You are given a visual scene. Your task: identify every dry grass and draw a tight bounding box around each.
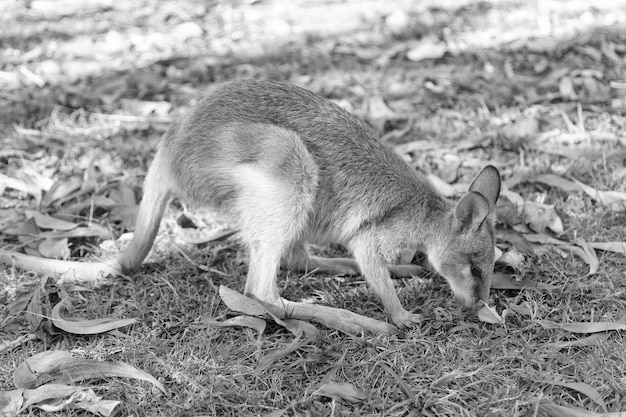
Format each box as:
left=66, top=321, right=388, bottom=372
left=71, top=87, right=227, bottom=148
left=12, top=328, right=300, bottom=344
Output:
left=2, top=1, right=626, bottom=416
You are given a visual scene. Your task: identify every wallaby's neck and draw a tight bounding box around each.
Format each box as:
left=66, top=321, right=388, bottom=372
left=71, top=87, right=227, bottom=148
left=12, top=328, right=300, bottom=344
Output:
left=404, top=180, right=452, bottom=254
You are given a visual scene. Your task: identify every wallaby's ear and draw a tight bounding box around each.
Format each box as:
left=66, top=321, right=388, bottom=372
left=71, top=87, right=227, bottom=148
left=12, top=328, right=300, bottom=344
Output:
left=454, top=192, right=489, bottom=233
left=468, top=165, right=501, bottom=209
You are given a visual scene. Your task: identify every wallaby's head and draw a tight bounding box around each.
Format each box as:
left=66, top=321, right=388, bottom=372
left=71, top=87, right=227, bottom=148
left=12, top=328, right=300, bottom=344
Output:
left=428, top=165, right=501, bottom=311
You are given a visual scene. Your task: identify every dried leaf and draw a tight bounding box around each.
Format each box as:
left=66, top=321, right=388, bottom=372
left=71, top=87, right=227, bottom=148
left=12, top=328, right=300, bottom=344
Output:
left=38, top=238, right=70, bottom=260
left=120, top=99, right=171, bottom=117
left=42, top=176, right=83, bottom=207
left=522, top=202, right=563, bottom=234
left=0, top=388, right=23, bottom=416
left=0, top=208, right=25, bottom=232
left=559, top=76, right=577, bottom=100
left=314, top=381, right=367, bottom=403
left=0, top=172, right=43, bottom=204
left=7, top=292, right=32, bottom=315
left=524, top=234, right=569, bottom=246
left=491, top=272, right=557, bottom=290
left=204, top=315, right=266, bottom=337
left=502, top=116, right=539, bottom=140
left=573, top=178, right=626, bottom=208
left=536, top=379, right=606, bottom=411
left=437, top=155, right=461, bottom=183
left=538, top=320, right=626, bottom=334
left=554, top=332, right=610, bottom=350
left=37, top=224, right=113, bottom=239
left=219, top=286, right=269, bottom=317
left=500, top=187, right=525, bottom=208
left=563, top=240, right=599, bottom=275
left=407, top=39, right=447, bottom=61
left=14, top=351, right=73, bottom=388
left=256, top=319, right=318, bottom=373
left=531, top=173, right=580, bottom=193
left=539, top=401, right=601, bottom=417
left=495, top=228, right=535, bottom=255
left=497, top=247, right=525, bottom=268
left=588, top=241, right=626, bottom=254
left=394, top=140, right=438, bottom=155
left=477, top=304, right=504, bottom=325
left=427, top=174, right=458, bottom=197
left=13, top=350, right=167, bottom=394
left=19, top=384, right=119, bottom=415
left=51, top=301, right=138, bottom=335
left=366, top=95, right=397, bottom=122
left=507, top=302, right=533, bottom=317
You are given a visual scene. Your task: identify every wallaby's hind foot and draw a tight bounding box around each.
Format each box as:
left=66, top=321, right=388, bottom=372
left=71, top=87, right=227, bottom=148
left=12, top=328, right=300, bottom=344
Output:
left=285, top=243, right=425, bottom=278
left=227, top=125, right=318, bottom=307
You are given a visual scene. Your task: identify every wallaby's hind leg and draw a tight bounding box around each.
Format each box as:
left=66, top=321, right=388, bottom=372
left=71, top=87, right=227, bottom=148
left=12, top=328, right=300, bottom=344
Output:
left=285, top=242, right=424, bottom=278
left=285, top=242, right=359, bottom=276
left=227, top=126, right=318, bottom=306
left=236, top=167, right=314, bottom=305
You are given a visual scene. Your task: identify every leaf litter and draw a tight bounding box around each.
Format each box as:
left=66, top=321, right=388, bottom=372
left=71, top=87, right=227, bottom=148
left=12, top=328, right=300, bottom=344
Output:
left=1, top=0, right=626, bottom=415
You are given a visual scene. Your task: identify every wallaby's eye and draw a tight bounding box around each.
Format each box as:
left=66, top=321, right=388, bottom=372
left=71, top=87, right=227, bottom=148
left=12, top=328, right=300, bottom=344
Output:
left=471, top=265, right=482, bottom=278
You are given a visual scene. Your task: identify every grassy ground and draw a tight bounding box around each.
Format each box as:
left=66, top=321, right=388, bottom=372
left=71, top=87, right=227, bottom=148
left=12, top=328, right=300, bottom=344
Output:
left=1, top=1, right=626, bottom=416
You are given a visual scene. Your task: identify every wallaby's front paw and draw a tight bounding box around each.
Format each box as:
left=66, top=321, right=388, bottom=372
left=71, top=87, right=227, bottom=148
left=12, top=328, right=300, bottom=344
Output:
left=391, top=309, right=423, bottom=328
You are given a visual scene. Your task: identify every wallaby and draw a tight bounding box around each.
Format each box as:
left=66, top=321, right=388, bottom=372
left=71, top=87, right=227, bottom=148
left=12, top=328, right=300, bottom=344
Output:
left=112, top=80, right=501, bottom=329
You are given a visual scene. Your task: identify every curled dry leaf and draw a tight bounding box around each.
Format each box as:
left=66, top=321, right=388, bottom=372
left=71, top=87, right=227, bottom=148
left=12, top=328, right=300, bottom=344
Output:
left=35, top=387, right=120, bottom=416
left=0, top=384, right=120, bottom=416
left=477, top=304, right=504, bottom=325
left=427, top=174, right=466, bottom=198
left=38, top=238, right=70, bottom=260
left=573, top=178, right=626, bottom=208
left=497, top=247, right=525, bottom=269
left=204, top=315, right=267, bottom=337
left=219, top=285, right=270, bottom=317
left=13, top=350, right=167, bottom=395
left=314, top=381, right=367, bottom=403
left=560, top=240, right=599, bottom=275
left=522, top=201, right=563, bottom=234
left=256, top=319, right=319, bottom=373
left=51, top=300, right=138, bottom=335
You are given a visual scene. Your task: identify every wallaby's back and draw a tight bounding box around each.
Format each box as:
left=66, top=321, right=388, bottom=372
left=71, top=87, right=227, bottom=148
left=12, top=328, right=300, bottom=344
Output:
left=162, top=80, right=446, bottom=242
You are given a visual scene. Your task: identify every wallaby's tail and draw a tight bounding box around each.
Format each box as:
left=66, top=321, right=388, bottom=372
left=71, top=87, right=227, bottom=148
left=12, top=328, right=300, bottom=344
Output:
left=117, top=151, right=172, bottom=272
left=0, top=151, right=172, bottom=282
